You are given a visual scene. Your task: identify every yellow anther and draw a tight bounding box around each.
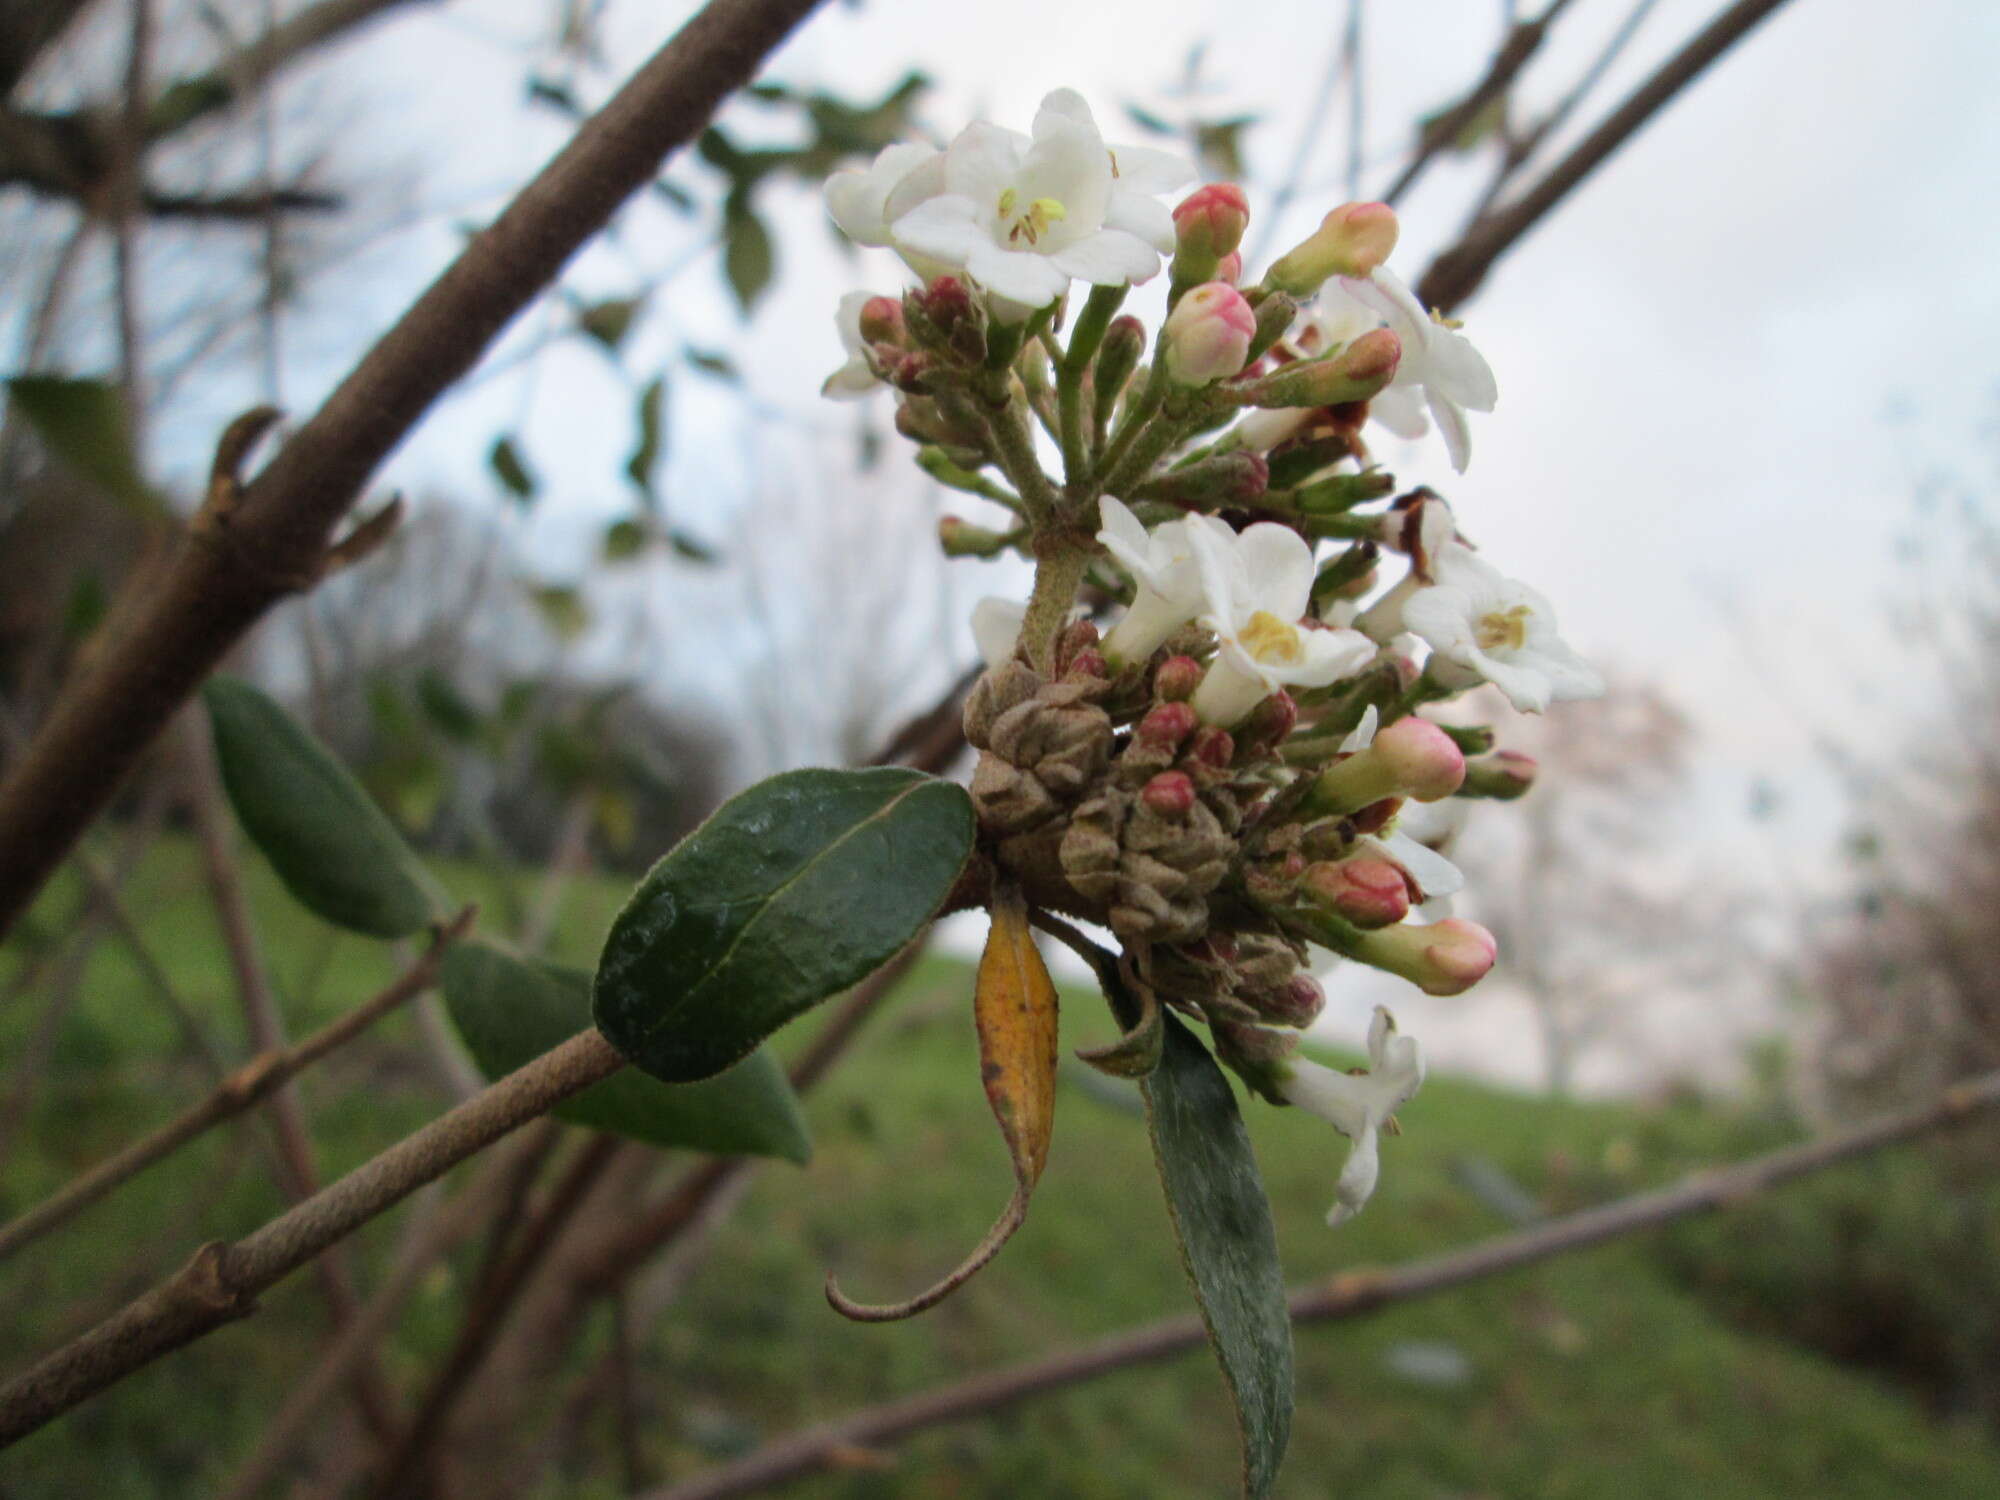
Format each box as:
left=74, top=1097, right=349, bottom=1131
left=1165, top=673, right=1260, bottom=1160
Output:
left=1240, top=610, right=1304, bottom=665
left=997, top=187, right=1018, bottom=218
left=1475, top=605, right=1531, bottom=652
left=1031, top=197, right=1067, bottom=224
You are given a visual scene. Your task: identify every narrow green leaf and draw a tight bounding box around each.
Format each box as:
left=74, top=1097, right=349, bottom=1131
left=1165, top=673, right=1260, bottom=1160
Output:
left=488, top=435, right=536, bottom=504
left=6, top=375, right=161, bottom=514
left=1142, top=1014, right=1294, bottom=1499
left=683, top=347, right=739, bottom=382
left=203, top=677, right=443, bottom=938
left=722, top=204, right=774, bottom=315
left=579, top=297, right=641, bottom=352
left=594, top=768, right=972, bottom=1083
left=443, top=941, right=809, bottom=1162
left=667, top=528, right=718, bottom=564
left=625, top=376, right=666, bottom=504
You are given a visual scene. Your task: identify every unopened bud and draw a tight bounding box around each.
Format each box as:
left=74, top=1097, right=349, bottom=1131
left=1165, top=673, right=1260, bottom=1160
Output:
left=1136, top=701, right=1198, bottom=750
left=906, top=276, right=985, bottom=363
left=1257, top=972, right=1327, bottom=1028
left=1214, top=251, right=1244, bottom=285
left=1460, top=749, right=1537, bottom=800
left=1154, top=654, right=1203, bottom=702
left=1066, top=647, right=1107, bottom=680
left=1240, top=689, right=1298, bottom=749
left=1093, top=315, right=1147, bottom=431
left=937, top=515, right=1011, bottom=558
left=1240, top=328, right=1401, bottom=409
left=1170, top=183, right=1251, bottom=289
left=1141, top=770, right=1197, bottom=818
left=1187, top=725, right=1235, bottom=771
left=1304, top=857, right=1412, bottom=929
left=1244, top=292, right=1300, bottom=365
left=1348, top=918, right=1496, bottom=996
left=1296, top=468, right=1397, bottom=515
left=1267, top=436, right=1355, bottom=489
left=1056, top=618, right=1101, bottom=673
left=1441, top=723, right=1496, bottom=756
left=1134, top=451, right=1269, bottom=508
left=1311, top=542, right=1380, bottom=610
left=1266, top=202, right=1400, bottom=297
left=1163, top=282, right=1257, bottom=386
left=859, top=296, right=905, bottom=346
left=1309, top=714, right=1465, bottom=813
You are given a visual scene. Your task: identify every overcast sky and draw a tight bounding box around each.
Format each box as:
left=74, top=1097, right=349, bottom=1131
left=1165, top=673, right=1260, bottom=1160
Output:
left=115, top=0, right=2000, bottom=1090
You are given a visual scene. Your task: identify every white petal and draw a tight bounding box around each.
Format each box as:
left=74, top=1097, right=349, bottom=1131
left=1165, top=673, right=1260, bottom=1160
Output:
left=1428, top=327, right=1497, bottom=411
left=1273, top=625, right=1375, bottom=690
left=964, top=241, right=1071, bottom=307
left=1522, top=639, right=1605, bottom=701
left=1369, top=383, right=1430, bottom=441
left=1474, top=651, right=1556, bottom=713
left=971, top=597, right=1026, bottom=670
left=1231, top=523, right=1317, bottom=620
left=1339, top=268, right=1429, bottom=346
left=1034, top=88, right=1098, bottom=136
left=1104, top=191, right=1175, bottom=253
left=1399, top=583, right=1479, bottom=657
left=820, top=359, right=880, bottom=400
left=882, top=151, right=949, bottom=224
left=1429, top=390, right=1472, bottom=474
left=1236, top=407, right=1311, bottom=451
left=944, top=120, right=1025, bottom=202
left=1107, top=142, right=1196, bottom=192
left=1277, top=1057, right=1372, bottom=1137
left=1338, top=705, right=1380, bottom=753
left=890, top=195, right=992, bottom=269
left=1049, top=228, right=1160, bottom=287
left=1370, top=830, right=1466, bottom=899
left=1326, top=1124, right=1381, bottom=1226
left=833, top=289, right=874, bottom=357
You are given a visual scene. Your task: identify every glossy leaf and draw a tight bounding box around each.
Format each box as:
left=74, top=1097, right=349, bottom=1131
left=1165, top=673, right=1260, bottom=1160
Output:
left=1143, top=1013, right=1294, bottom=1499
left=593, top=767, right=972, bottom=1083
left=203, top=677, right=443, bottom=938
left=443, top=940, right=809, bottom=1163
left=6, top=375, right=160, bottom=514
left=827, top=885, right=1056, bottom=1321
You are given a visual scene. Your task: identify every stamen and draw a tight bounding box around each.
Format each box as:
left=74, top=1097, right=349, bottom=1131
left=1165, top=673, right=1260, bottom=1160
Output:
left=1475, top=605, right=1531, bottom=651
left=1241, top=611, right=1304, bottom=665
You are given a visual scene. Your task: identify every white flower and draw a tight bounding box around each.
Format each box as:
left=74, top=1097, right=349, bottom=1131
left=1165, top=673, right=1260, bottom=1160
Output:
left=1095, top=497, right=1232, bottom=667
left=822, top=291, right=884, bottom=400
left=1187, top=521, right=1375, bottom=727
left=890, top=89, right=1193, bottom=316
left=971, top=596, right=1026, bottom=670
left=1392, top=797, right=1472, bottom=919
left=1278, top=1005, right=1424, bottom=1226
left=1231, top=292, right=1385, bottom=452
left=1401, top=544, right=1604, bottom=713
left=1337, top=268, right=1497, bottom=474
left=825, top=142, right=947, bottom=249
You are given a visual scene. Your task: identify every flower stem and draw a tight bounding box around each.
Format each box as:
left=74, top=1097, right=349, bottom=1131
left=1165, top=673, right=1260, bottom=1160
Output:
left=981, top=394, right=1060, bottom=526
left=1058, top=286, right=1126, bottom=489
left=1020, top=543, right=1092, bottom=675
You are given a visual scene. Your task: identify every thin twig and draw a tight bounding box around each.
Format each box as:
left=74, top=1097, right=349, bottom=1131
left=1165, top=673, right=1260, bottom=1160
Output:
left=645, top=1065, right=2000, bottom=1500
left=0, top=908, right=473, bottom=1263
left=0, top=1028, right=622, bottom=1447
left=1416, top=0, right=1795, bottom=313
left=0, top=0, right=834, bottom=940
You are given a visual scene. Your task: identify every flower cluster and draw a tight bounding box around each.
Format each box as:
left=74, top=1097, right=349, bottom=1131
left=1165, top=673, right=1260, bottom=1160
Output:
left=824, top=90, right=1601, bottom=1228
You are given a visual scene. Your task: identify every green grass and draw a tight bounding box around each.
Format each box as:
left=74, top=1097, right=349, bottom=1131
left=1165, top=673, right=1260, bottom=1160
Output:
left=4, top=836, right=1999, bottom=1497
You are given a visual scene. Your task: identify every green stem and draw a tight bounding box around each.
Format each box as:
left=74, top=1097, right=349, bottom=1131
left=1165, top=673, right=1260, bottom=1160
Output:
left=980, top=395, right=1060, bottom=526
left=1020, top=544, right=1092, bottom=675
left=1092, top=358, right=1168, bottom=490
left=1058, top=286, right=1126, bottom=488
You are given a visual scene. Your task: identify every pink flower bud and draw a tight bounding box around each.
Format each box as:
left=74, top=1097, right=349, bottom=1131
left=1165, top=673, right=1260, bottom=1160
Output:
left=1173, top=183, right=1250, bottom=262
left=859, top=296, right=905, bottom=346
left=1239, top=327, right=1401, bottom=408
left=1066, top=648, right=1107, bottom=679
left=1163, top=282, right=1257, bottom=386
left=1266, top=202, right=1400, bottom=296
left=1187, top=726, right=1235, bottom=772
left=1136, top=701, right=1198, bottom=750
left=1214, top=251, right=1244, bottom=286
left=1372, top=717, right=1466, bottom=802
left=1154, top=655, right=1204, bottom=702
left=1057, top=618, right=1101, bottom=670
left=1350, top=918, right=1496, bottom=996
left=1258, top=972, right=1327, bottom=1028
left=1141, top=770, right=1197, bottom=818
left=1305, top=857, right=1412, bottom=929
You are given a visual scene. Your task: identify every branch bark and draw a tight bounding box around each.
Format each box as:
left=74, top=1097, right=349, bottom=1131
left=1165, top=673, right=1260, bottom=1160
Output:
left=646, top=1065, right=2000, bottom=1500
left=0, top=1027, right=623, bottom=1447
left=0, top=0, right=832, bottom=941
left=1416, top=0, right=1795, bottom=313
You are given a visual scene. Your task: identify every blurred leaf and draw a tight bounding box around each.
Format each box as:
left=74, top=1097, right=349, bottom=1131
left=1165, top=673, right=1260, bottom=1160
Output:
left=6, top=375, right=161, bottom=514
left=668, top=528, right=718, bottom=564
left=535, top=720, right=596, bottom=791
left=651, top=177, right=696, bottom=215
left=579, top=297, right=641, bottom=352
left=697, top=127, right=744, bottom=173
left=442, top=940, right=810, bottom=1162
left=488, top=435, right=536, bottom=505
left=204, top=676, right=443, bottom=938
left=594, top=767, right=972, bottom=1083
left=1419, top=93, right=1507, bottom=155
left=683, top=347, right=739, bottom=382
left=602, top=517, right=649, bottom=562
left=722, top=202, right=774, bottom=316
left=1193, top=117, right=1257, bottom=181
left=593, top=787, right=636, bottom=852
left=625, top=375, right=666, bottom=504
left=1124, top=102, right=1175, bottom=135
left=415, top=669, right=481, bottom=744
left=525, top=76, right=582, bottom=116
left=1142, top=1013, right=1293, bottom=1499
left=146, top=75, right=233, bottom=135
left=530, top=583, right=589, bottom=640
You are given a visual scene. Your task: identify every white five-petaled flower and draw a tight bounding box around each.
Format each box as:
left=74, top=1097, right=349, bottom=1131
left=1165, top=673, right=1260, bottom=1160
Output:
left=1278, top=1005, right=1425, bottom=1226
left=1337, top=268, right=1497, bottom=474
left=822, top=291, right=885, bottom=400
left=1187, top=521, right=1376, bottom=727
left=1095, top=497, right=1232, bottom=667
left=1401, top=543, right=1605, bottom=713
left=889, top=90, right=1194, bottom=317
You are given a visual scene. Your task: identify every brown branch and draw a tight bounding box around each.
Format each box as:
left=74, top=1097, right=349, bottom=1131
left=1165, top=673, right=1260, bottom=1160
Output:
left=1380, top=0, right=1576, bottom=208
left=0, top=0, right=833, bottom=941
left=1416, top=0, right=1795, bottom=314
left=0, top=1027, right=622, bottom=1447
left=0, top=908, right=474, bottom=1264
left=645, top=1065, right=2000, bottom=1500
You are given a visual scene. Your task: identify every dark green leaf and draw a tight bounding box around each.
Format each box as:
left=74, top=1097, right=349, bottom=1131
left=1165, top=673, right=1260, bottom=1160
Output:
left=603, top=517, right=649, bottom=562
left=722, top=205, right=774, bottom=315
left=594, top=768, right=972, bottom=1082
left=668, top=528, right=718, bottom=564
left=579, top=297, right=641, bottom=352
left=526, top=76, right=582, bottom=116
left=443, top=940, right=809, bottom=1162
left=6, top=375, right=161, bottom=513
left=625, top=376, right=666, bottom=503
left=416, top=669, right=480, bottom=743
left=203, top=677, right=443, bottom=938
left=530, top=583, right=589, bottom=640
left=146, top=76, right=233, bottom=135
left=683, top=347, right=739, bottom=382
left=489, top=435, right=536, bottom=504
left=1124, top=102, right=1175, bottom=135
left=651, top=178, right=696, bottom=214
left=1142, top=1014, right=1293, bottom=1498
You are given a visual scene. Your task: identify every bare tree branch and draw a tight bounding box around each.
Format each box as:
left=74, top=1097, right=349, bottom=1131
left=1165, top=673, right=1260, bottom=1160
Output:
left=0, top=0, right=834, bottom=940
left=647, top=1065, right=2000, bottom=1500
